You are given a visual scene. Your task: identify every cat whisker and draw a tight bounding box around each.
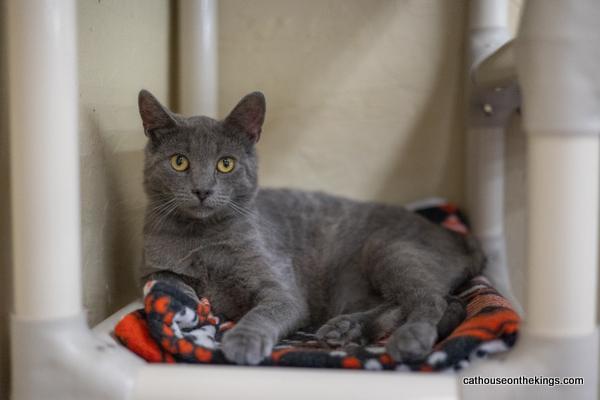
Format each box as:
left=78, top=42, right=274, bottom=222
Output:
left=148, top=203, right=179, bottom=233
left=145, top=198, right=181, bottom=232
left=228, top=200, right=262, bottom=220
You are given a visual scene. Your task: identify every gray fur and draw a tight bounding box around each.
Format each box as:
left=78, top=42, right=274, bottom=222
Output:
left=138, top=89, right=485, bottom=365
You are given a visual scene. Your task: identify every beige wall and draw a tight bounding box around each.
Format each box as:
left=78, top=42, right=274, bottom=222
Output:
left=220, top=0, right=468, bottom=205
left=78, top=0, right=172, bottom=324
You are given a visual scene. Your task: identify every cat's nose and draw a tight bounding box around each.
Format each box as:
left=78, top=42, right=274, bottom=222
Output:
left=193, top=189, right=213, bottom=202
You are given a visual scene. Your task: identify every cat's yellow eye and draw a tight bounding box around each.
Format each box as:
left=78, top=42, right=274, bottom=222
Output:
left=170, top=154, right=189, bottom=172
left=216, top=157, right=236, bottom=174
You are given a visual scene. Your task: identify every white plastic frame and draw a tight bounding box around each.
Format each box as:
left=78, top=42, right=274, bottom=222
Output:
left=7, top=0, right=599, bottom=399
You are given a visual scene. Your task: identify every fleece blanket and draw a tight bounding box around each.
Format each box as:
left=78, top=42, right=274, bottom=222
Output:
left=115, top=203, right=520, bottom=371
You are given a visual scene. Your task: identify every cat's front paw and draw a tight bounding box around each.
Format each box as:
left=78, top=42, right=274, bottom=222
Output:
left=221, top=326, right=274, bottom=365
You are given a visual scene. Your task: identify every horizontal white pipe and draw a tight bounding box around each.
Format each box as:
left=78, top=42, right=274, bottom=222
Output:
left=134, top=365, right=458, bottom=400
left=8, top=0, right=82, bottom=319
left=527, top=136, right=598, bottom=336
left=178, top=0, right=218, bottom=117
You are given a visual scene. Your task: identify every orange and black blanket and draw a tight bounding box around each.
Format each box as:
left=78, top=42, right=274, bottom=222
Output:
left=115, top=203, right=520, bottom=371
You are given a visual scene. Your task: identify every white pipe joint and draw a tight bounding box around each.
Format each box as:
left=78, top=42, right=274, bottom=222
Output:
left=468, top=0, right=511, bottom=73
left=518, top=0, right=600, bottom=336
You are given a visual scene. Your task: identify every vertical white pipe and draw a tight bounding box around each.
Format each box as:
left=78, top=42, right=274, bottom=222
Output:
left=8, top=0, right=82, bottom=319
left=518, top=0, right=600, bottom=336
left=466, top=127, right=506, bottom=242
left=467, top=0, right=519, bottom=310
left=527, top=136, right=598, bottom=336
left=467, top=1, right=510, bottom=231
left=178, top=0, right=218, bottom=117
left=466, top=126, right=510, bottom=291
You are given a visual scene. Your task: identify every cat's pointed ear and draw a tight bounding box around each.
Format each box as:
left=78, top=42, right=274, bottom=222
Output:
left=224, top=92, right=266, bottom=142
left=138, top=89, right=176, bottom=136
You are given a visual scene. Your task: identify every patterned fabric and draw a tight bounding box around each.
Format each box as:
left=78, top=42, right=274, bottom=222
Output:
left=114, top=203, right=520, bottom=371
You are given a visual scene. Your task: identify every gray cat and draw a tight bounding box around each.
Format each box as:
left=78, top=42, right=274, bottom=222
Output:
left=138, top=89, right=485, bottom=365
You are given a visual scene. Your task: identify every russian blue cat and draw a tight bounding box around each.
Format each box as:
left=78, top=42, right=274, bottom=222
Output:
left=138, top=89, right=484, bottom=365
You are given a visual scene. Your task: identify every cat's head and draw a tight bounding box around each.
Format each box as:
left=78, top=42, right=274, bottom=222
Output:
left=138, top=89, right=265, bottom=221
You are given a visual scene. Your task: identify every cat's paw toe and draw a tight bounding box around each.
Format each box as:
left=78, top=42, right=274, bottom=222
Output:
left=385, top=322, right=437, bottom=362
left=316, top=315, right=365, bottom=346
left=221, top=327, right=274, bottom=365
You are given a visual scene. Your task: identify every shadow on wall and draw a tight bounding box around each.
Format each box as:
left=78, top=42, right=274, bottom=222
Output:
left=0, top=1, right=12, bottom=398
left=77, top=0, right=171, bottom=325
left=219, top=0, right=468, bottom=206
left=79, top=110, right=144, bottom=324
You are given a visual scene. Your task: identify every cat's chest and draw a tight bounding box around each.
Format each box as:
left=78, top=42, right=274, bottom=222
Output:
left=191, top=248, right=255, bottom=320
left=147, top=235, right=232, bottom=276
left=145, top=234, right=254, bottom=319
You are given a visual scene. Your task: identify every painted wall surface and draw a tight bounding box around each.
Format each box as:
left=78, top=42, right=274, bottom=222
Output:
left=78, top=0, right=171, bottom=324
left=219, top=0, right=469, bottom=205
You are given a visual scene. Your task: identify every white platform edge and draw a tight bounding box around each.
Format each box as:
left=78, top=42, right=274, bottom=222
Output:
left=92, top=301, right=597, bottom=400
left=93, top=301, right=459, bottom=400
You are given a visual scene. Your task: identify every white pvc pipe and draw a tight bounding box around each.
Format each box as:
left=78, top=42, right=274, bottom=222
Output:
left=468, top=0, right=511, bottom=73
left=466, top=127, right=505, bottom=242
left=518, top=0, right=600, bottom=336
left=8, top=0, right=82, bottom=319
left=527, top=136, right=598, bottom=336
left=469, top=0, right=509, bottom=30
left=466, top=126, right=513, bottom=306
left=467, top=2, right=510, bottom=235
left=178, top=0, right=218, bottom=117
left=467, top=0, right=520, bottom=312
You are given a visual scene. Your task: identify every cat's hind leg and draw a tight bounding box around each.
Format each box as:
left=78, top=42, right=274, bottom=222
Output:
left=315, top=296, right=466, bottom=351
left=365, top=244, right=466, bottom=362
left=384, top=295, right=467, bottom=361
left=384, top=294, right=448, bottom=362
